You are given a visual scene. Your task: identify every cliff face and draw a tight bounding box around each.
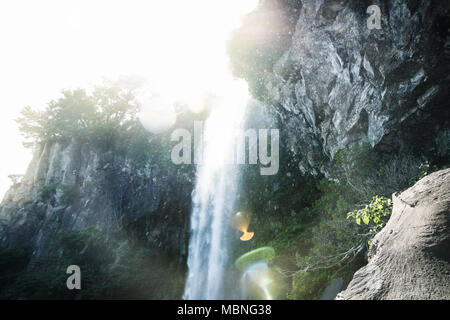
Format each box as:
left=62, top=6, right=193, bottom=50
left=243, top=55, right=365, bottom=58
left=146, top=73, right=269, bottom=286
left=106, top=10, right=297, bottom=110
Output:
left=0, top=137, right=195, bottom=263
left=337, top=168, right=450, bottom=300
left=231, top=0, right=450, bottom=175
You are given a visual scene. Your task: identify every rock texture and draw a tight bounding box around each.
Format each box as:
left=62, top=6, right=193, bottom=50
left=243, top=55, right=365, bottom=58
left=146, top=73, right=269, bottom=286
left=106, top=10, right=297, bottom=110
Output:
left=0, top=137, right=195, bottom=262
left=337, top=168, right=450, bottom=300
left=231, top=0, right=450, bottom=175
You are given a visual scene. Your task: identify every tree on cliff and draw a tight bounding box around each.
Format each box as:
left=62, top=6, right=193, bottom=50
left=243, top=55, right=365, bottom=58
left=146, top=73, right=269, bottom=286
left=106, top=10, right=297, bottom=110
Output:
left=16, top=78, right=142, bottom=148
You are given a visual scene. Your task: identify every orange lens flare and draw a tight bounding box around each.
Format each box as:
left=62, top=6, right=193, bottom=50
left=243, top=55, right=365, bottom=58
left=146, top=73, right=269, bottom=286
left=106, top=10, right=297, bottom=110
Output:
left=232, top=211, right=254, bottom=241
left=240, top=231, right=254, bottom=241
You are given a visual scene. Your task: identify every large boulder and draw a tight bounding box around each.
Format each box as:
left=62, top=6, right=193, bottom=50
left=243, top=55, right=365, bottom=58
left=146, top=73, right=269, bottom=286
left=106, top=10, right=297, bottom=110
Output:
left=337, top=168, right=450, bottom=299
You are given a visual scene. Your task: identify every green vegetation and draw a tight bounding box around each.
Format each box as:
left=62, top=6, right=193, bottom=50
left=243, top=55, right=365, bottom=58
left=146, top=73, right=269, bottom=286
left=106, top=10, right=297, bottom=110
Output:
left=0, top=247, right=31, bottom=296
left=16, top=78, right=173, bottom=168
left=0, top=228, right=185, bottom=299
left=229, top=2, right=450, bottom=296
left=239, top=140, right=448, bottom=300
left=347, top=195, right=392, bottom=243
left=17, top=78, right=142, bottom=148
left=16, top=78, right=205, bottom=168
left=1, top=79, right=199, bottom=299
left=40, top=183, right=80, bottom=205
left=40, top=182, right=60, bottom=201
left=5, top=66, right=448, bottom=300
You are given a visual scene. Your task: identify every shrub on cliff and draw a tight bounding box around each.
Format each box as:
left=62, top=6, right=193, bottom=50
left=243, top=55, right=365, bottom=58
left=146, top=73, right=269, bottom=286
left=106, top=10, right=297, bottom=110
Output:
left=347, top=195, right=393, bottom=244
left=39, top=183, right=80, bottom=205
left=241, top=141, right=437, bottom=299
left=16, top=78, right=141, bottom=148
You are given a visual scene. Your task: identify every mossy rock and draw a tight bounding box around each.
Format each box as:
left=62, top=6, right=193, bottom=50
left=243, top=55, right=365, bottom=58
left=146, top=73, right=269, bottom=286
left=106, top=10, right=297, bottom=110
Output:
left=235, top=247, right=275, bottom=272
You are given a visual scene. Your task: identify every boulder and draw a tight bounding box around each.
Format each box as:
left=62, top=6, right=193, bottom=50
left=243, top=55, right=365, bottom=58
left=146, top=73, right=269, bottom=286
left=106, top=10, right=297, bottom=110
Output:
left=337, top=168, right=450, bottom=299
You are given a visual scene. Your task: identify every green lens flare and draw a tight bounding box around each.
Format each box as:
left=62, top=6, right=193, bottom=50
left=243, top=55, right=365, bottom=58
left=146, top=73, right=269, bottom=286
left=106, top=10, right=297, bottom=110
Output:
left=234, top=246, right=275, bottom=272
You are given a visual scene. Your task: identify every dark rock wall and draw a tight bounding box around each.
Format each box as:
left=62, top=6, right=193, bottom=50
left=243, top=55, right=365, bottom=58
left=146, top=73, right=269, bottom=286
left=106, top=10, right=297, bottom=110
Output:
left=0, top=137, right=195, bottom=263
left=231, top=0, right=450, bottom=175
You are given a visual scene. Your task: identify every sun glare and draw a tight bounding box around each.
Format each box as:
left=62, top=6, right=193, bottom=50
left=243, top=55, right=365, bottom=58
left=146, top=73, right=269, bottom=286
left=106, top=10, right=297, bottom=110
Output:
left=0, top=0, right=258, bottom=197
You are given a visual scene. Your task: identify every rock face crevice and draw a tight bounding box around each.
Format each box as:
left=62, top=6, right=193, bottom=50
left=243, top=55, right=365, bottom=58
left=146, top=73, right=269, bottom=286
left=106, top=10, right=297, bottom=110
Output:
left=337, top=168, right=450, bottom=300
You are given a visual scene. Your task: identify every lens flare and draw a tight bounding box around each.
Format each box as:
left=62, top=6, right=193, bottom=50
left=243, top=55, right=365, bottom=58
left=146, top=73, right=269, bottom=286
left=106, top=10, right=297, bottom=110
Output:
left=241, top=262, right=273, bottom=300
left=232, top=211, right=254, bottom=241
left=137, top=93, right=177, bottom=134
left=240, top=231, right=254, bottom=241
left=184, top=94, right=206, bottom=114
left=235, top=246, right=275, bottom=272
left=236, top=247, right=285, bottom=300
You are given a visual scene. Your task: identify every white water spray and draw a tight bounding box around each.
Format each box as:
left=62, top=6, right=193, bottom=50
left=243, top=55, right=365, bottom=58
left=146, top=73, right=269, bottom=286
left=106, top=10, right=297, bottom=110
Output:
left=183, top=82, right=248, bottom=299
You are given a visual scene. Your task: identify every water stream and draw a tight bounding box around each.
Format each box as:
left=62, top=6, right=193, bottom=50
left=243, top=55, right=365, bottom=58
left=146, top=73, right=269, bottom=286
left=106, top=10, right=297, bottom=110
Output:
left=183, top=84, right=248, bottom=299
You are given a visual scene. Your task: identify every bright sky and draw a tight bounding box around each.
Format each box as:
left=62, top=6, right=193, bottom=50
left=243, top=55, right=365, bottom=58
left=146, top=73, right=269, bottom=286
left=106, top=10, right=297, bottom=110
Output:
left=0, top=0, right=258, bottom=199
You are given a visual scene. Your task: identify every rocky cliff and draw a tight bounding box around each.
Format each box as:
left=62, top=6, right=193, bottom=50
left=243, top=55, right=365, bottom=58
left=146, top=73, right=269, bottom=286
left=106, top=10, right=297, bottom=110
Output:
left=230, top=0, right=450, bottom=175
left=337, top=168, right=450, bottom=299
left=0, top=136, right=195, bottom=264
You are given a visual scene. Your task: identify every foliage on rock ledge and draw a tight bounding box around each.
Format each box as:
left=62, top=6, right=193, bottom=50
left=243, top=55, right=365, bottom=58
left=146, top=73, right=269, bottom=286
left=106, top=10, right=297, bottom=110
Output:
left=238, top=137, right=448, bottom=299
left=347, top=195, right=392, bottom=244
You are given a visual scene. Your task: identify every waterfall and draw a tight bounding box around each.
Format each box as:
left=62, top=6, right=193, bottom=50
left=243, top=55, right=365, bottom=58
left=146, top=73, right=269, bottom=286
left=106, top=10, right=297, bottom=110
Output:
left=183, top=82, right=248, bottom=299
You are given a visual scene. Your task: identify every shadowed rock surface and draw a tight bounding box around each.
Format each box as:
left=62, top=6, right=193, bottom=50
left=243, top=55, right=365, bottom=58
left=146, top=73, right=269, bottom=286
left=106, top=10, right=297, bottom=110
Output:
left=230, top=0, right=450, bottom=175
left=337, top=168, right=450, bottom=300
left=0, top=137, right=195, bottom=263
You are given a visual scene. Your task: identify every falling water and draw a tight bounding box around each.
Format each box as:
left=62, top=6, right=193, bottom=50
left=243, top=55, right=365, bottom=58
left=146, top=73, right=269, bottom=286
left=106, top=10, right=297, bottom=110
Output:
left=183, top=82, right=248, bottom=299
